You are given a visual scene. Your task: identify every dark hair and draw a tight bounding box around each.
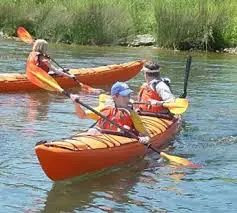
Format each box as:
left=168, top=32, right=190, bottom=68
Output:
left=146, top=72, right=160, bottom=78
left=144, top=61, right=160, bottom=70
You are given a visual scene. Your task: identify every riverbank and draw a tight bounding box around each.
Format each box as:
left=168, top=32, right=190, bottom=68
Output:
left=1, top=33, right=237, bottom=55
left=0, top=0, right=236, bottom=51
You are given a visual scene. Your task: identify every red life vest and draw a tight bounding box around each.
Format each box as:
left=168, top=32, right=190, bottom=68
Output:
left=138, top=82, right=163, bottom=112
left=26, top=51, right=50, bottom=73
left=97, top=106, right=134, bottom=132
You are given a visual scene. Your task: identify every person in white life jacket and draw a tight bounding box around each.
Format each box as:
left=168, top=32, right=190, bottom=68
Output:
left=137, top=61, right=175, bottom=113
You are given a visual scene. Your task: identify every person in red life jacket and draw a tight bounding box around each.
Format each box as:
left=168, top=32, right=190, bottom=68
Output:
left=26, top=39, right=73, bottom=78
left=137, top=61, right=175, bottom=113
left=26, top=39, right=103, bottom=94
left=70, top=81, right=150, bottom=144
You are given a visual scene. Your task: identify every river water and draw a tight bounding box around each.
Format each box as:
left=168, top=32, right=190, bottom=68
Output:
left=0, top=40, right=237, bottom=213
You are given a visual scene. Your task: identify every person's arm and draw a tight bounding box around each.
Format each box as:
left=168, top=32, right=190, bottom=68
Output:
left=70, top=94, right=89, bottom=119
left=49, top=63, right=73, bottom=78
left=70, top=94, right=98, bottom=120
left=148, top=99, right=164, bottom=106
left=155, top=81, right=175, bottom=102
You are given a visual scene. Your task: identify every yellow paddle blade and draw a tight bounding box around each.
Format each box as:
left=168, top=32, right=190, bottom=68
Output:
left=86, top=106, right=102, bottom=120
left=85, top=94, right=109, bottom=120
left=99, top=94, right=112, bottom=105
left=130, top=110, right=147, bottom=134
left=164, top=98, right=189, bottom=108
left=160, top=152, right=201, bottom=168
left=16, top=27, right=34, bottom=44
left=163, top=98, right=189, bottom=115
left=26, top=63, right=64, bottom=93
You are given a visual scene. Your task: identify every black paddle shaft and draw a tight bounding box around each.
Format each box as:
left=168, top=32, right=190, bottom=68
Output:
left=180, top=56, right=192, bottom=98
left=49, top=58, right=78, bottom=82
left=46, top=55, right=82, bottom=85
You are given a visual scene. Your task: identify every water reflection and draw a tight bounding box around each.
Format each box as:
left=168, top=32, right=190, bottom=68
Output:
left=42, top=159, right=148, bottom=213
left=0, top=93, right=54, bottom=123
left=24, top=93, right=52, bottom=122
left=40, top=156, right=192, bottom=213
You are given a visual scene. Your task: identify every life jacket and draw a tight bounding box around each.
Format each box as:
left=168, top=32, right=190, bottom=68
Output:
left=97, top=106, right=135, bottom=133
left=26, top=51, right=50, bottom=73
left=138, top=80, right=163, bottom=112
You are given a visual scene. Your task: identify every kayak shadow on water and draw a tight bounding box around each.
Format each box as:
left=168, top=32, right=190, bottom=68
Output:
left=41, top=158, right=153, bottom=213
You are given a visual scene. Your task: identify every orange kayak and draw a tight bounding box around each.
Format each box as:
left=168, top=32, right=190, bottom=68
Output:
left=0, top=60, right=144, bottom=93
left=35, top=115, right=181, bottom=181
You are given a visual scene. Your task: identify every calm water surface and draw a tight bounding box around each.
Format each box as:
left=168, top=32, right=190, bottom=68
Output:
left=0, top=40, right=237, bottom=213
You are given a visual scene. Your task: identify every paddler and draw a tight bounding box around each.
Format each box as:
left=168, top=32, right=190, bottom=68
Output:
left=26, top=39, right=73, bottom=78
left=137, top=61, right=175, bottom=113
left=70, top=81, right=151, bottom=144
left=26, top=39, right=103, bottom=94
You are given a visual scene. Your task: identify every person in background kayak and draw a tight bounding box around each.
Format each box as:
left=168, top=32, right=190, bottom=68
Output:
left=70, top=81, right=150, bottom=144
left=26, top=39, right=103, bottom=94
left=137, top=61, right=175, bottom=113
left=26, top=39, right=73, bottom=78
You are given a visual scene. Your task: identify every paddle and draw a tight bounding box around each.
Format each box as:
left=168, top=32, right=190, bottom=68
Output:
left=16, top=27, right=34, bottom=44
left=180, top=56, right=192, bottom=98
left=95, top=94, right=188, bottom=115
left=132, top=98, right=188, bottom=115
left=27, top=65, right=200, bottom=168
left=16, top=26, right=101, bottom=94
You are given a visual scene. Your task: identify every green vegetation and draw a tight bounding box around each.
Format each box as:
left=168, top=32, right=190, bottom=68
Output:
left=154, top=0, right=237, bottom=50
left=0, top=0, right=236, bottom=50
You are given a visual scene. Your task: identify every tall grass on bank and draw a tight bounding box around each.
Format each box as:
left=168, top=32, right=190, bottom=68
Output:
left=35, top=0, right=135, bottom=45
left=0, top=0, right=136, bottom=45
left=154, top=0, right=237, bottom=50
left=0, top=0, right=236, bottom=50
